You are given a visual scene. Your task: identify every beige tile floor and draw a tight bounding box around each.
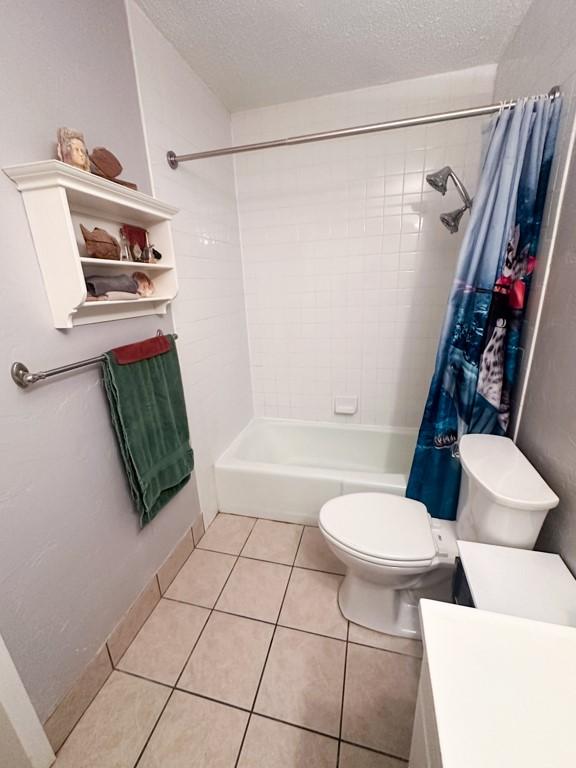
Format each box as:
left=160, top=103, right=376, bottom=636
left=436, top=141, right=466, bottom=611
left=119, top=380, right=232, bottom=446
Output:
left=54, top=514, right=422, bottom=768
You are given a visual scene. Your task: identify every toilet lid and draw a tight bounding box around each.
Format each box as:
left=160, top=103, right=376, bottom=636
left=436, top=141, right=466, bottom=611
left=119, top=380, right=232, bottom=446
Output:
left=319, top=493, right=437, bottom=563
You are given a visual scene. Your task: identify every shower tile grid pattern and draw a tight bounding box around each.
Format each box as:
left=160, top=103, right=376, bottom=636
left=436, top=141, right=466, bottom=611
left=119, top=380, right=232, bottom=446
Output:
left=232, top=64, right=496, bottom=427
left=54, top=514, right=422, bottom=767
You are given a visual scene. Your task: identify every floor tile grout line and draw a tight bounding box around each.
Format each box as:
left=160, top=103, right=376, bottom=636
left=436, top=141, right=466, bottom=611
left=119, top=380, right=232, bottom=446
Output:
left=197, top=542, right=345, bottom=575
left=159, top=595, right=421, bottom=658
left=233, top=524, right=305, bottom=768
left=172, top=549, right=242, bottom=692
left=115, top=668, right=174, bottom=690
left=132, top=688, right=176, bottom=768
left=247, top=711, right=341, bottom=743
left=52, top=660, right=118, bottom=757
left=113, top=592, right=166, bottom=671
left=238, top=516, right=260, bottom=558
left=104, top=641, right=114, bottom=669
left=172, top=687, right=252, bottom=714
left=336, top=620, right=350, bottom=767
left=339, top=739, right=410, bottom=763
left=130, top=547, right=246, bottom=766
left=80, top=517, right=414, bottom=765
left=111, top=543, right=199, bottom=675
left=120, top=554, right=301, bottom=679
left=118, top=667, right=408, bottom=762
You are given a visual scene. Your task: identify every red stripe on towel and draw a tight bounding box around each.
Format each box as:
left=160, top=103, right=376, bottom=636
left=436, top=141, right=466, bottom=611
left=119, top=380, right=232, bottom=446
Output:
left=111, top=335, right=171, bottom=365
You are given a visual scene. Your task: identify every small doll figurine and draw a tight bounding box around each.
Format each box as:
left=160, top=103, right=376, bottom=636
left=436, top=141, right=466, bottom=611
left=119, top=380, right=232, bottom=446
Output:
left=133, top=272, right=155, bottom=297
left=57, top=127, right=90, bottom=172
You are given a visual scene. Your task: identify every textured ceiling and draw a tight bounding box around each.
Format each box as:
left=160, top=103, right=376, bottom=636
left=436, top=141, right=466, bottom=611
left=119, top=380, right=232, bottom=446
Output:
left=135, top=0, right=534, bottom=111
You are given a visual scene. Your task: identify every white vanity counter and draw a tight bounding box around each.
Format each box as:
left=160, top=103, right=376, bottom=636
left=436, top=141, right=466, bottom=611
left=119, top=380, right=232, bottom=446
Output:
left=410, top=599, right=576, bottom=768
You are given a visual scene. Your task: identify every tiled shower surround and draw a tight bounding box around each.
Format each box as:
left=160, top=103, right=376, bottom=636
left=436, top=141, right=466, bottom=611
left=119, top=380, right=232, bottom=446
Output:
left=233, top=64, right=496, bottom=427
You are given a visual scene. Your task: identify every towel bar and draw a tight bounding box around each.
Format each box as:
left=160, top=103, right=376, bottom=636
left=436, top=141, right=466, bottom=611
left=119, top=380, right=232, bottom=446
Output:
left=11, top=330, right=177, bottom=388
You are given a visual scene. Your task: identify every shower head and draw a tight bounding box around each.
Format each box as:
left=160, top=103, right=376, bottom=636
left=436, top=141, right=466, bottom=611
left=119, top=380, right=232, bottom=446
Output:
left=426, top=166, right=452, bottom=195
left=440, top=206, right=468, bottom=234
left=427, top=165, right=472, bottom=233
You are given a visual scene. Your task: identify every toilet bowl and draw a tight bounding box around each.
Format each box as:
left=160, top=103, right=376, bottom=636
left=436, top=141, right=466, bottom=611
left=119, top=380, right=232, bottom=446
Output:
left=319, top=435, right=559, bottom=638
left=319, top=493, right=458, bottom=637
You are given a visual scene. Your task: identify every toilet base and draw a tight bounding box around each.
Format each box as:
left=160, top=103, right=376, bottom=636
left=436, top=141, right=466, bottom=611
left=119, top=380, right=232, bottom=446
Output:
left=339, top=572, right=422, bottom=638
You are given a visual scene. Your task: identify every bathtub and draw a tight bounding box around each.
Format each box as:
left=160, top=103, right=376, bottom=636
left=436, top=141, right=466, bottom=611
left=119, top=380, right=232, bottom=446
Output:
left=215, top=418, right=417, bottom=525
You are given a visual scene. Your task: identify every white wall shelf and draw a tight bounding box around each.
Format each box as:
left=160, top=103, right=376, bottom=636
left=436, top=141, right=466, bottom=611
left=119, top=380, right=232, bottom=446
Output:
left=3, top=160, right=179, bottom=328
left=79, top=257, right=171, bottom=271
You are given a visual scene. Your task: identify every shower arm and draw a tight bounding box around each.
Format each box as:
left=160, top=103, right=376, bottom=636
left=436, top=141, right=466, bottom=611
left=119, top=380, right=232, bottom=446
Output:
left=449, top=171, right=472, bottom=209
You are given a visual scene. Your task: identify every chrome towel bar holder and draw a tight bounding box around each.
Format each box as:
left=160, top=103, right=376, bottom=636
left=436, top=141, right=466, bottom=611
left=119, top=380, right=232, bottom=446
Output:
left=11, top=330, right=177, bottom=389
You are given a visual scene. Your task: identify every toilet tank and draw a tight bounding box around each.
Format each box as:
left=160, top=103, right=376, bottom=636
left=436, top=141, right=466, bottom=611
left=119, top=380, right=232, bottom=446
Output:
left=455, top=435, right=559, bottom=549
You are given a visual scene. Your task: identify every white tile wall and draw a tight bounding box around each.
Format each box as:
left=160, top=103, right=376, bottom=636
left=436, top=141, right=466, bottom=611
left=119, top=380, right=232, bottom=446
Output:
left=128, top=2, right=253, bottom=525
left=232, top=65, right=496, bottom=426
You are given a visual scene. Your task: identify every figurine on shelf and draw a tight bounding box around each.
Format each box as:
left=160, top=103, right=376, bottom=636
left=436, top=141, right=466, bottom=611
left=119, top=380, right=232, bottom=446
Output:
left=80, top=224, right=121, bottom=260
left=85, top=271, right=155, bottom=300
left=120, top=224, right=150, bottom=262
left=119, top=229, right=131, bottom=262
left=133, top=271, right=154, bottom=296
left=57, top=127, right=90, bottom=172
left=89, top=147, right=137, bottom=190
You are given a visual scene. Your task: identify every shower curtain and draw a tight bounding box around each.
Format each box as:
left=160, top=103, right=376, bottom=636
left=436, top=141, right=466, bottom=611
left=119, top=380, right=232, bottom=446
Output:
left=407, top=95, right=561, bottom=521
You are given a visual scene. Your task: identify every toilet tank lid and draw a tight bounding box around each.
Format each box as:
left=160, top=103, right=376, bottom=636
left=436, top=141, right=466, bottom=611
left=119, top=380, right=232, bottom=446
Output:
left=459, top=435, right=559, bottom=511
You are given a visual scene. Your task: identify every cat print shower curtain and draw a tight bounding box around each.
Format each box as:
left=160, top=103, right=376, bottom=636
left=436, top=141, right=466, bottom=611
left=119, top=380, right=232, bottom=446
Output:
left=407, top=95, right=561, bottom=521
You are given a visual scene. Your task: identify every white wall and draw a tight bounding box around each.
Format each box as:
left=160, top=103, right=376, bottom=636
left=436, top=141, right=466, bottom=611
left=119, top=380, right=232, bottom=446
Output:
left=127, top=2, right=253, bottom=526
left=495, top=0, right=576, bottom=573
left=0, top=0, right=201, bottom=721
left=232, top=65, right=496, bottom=427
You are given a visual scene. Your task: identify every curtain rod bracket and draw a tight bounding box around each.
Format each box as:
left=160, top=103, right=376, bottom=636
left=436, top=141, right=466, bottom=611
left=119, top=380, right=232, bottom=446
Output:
left=167, top=151, right=179, bottom=170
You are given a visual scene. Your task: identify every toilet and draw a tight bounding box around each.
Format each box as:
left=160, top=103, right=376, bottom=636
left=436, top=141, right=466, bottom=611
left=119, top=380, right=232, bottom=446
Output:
left=319, top=434, right=559, bottom=638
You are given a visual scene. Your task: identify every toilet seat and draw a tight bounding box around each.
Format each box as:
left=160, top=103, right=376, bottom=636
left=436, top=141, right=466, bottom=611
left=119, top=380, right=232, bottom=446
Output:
left=320, top=526, right=437, bottom=569
left=319, top=493, right=438, bottom=567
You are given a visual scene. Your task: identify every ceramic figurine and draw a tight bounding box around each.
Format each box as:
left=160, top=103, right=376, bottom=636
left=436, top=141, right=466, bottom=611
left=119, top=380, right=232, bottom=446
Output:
left=57, top=127, right=90, bottom=172
left=119, top=230, right=131, bottom=262
left=89, top=147, right=138, bottom=190
left=80, top=224, right=121, bottom=260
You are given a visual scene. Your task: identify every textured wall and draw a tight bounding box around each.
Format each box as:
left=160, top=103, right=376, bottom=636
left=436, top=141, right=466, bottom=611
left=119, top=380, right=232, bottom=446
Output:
left=495, top=0, right=576, bottom=573
left=232, top=66, right=495, bottom=427
left=0, top=0, right=201, bottom=721
left=127, top=2, right=253, bottom=526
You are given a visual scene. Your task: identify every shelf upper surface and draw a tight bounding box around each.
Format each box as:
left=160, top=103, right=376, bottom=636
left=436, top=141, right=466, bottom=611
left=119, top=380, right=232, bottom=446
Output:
left=3, top=160, right=178, bottom=219
left=80, top=257, right=169, bottom=271
left=79, top=296, right=170, bottom=308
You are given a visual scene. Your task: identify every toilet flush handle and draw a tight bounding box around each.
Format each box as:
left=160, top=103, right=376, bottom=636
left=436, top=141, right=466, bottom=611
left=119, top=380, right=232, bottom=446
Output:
left=451, top=441, right=460, bottom=460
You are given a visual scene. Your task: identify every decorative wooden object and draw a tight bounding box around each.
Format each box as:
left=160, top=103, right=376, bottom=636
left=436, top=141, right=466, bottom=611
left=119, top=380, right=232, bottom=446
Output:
left=80, top=224, right=121, bottom=260
left=89, top=147, right=137, bottom=190
left=3, top=160, right=179, bottom=327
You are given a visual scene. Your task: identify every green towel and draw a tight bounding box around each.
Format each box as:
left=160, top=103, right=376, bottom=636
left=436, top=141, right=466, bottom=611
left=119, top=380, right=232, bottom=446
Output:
left=102, top=334, right=193, bottom=526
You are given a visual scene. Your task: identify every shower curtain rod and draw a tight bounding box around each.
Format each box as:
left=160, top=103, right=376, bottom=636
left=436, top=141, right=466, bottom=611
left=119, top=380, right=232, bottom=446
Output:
left=166, top=86, right=560, bottom=168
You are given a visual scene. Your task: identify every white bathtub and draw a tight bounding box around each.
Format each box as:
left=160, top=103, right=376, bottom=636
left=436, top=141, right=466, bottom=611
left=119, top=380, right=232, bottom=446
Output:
left=215, top=418, right=417, bottom=525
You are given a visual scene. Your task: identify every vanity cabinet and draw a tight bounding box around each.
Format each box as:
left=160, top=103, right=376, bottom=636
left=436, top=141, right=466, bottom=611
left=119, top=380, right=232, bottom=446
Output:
left=409, top=599, right=576, bottom=768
